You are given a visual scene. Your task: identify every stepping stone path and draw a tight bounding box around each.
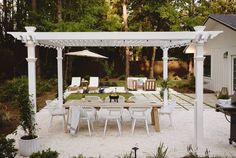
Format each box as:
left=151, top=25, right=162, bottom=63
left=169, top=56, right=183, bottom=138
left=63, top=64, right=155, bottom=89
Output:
left=130, top=88, right=216, bottom=111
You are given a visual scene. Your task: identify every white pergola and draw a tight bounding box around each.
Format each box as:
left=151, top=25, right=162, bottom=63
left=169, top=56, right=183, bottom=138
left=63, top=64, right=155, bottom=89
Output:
left=8, top=26, right=222, bottom=147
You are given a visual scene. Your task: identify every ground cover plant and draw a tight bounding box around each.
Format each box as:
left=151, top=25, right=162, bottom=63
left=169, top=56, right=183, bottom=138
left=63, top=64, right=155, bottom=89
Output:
left=66, top=92, right=133, bottom=101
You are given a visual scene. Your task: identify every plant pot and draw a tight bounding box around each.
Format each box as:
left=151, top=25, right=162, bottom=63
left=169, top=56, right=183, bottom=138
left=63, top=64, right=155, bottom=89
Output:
left=19, top=135, right=40, bottom=156
left=218, top=99, right=231, bottom=105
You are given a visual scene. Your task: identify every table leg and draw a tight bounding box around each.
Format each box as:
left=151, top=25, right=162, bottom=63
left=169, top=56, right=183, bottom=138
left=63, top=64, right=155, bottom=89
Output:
left=64, top=109, right=69, bottom=133
left=151, top=107, right=160, bottom=132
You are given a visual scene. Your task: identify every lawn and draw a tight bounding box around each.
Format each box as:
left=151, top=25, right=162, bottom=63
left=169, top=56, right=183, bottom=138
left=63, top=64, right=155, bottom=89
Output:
left=66, top=93, right=133, bottom=101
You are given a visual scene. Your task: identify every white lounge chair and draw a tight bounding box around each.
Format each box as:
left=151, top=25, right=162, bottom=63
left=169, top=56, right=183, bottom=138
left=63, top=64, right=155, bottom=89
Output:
left=68, top=77, right=81, bottom=91
left=88, top=77, right=99, bottom=92
left=159, top=99, right=176, bottom=126
left=46, top=100, right=66, bottom=129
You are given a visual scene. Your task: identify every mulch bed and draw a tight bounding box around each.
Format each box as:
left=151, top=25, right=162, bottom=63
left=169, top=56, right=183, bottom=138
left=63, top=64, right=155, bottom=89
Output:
left=172, top=87, right=215, bottom=93
left=0, top=104, right=19, bottom=136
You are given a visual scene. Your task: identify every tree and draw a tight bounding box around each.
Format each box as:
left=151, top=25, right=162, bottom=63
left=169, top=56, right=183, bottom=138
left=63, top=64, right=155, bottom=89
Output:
left=122, top=0, right=130, bottom=88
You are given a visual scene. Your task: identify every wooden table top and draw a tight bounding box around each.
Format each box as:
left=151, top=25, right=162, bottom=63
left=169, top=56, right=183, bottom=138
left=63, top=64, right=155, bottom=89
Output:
left=63, top=99, right=162, bottom=108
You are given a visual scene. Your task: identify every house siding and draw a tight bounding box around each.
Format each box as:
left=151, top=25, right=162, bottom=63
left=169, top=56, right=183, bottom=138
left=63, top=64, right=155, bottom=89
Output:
left=204, top=19, right=236, bottom=94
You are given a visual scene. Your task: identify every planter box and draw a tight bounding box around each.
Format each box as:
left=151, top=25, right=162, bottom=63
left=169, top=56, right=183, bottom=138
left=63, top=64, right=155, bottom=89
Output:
left=218, top=99, right=231, bottom=105
left=19, top=136, right=40, bottom=156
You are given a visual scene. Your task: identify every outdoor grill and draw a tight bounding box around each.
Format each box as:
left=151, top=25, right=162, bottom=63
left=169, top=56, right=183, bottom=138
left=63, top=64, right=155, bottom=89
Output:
left=216, top=101, right=236, bottom=145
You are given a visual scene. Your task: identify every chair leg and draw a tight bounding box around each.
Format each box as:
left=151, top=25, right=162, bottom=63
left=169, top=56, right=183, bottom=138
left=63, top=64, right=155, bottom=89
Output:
left=169, top=114, right=173, bottom=127
left=145, top=119, right=150, bottom=135
left=90, top=120, right=94, bottom=131
left=87, top=120, right=91, bottom=136
left=62, top=115, right=65, bottom=128
left=131, top=119, right=136, bottom=135
left=117, top=119, right=122, bottom=136
left=104, top=119, right=108, bottom=136
left=49, top=116, right=53, bottom=128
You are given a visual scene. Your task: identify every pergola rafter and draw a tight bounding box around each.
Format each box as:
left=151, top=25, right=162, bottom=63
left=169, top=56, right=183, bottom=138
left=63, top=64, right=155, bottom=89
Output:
left=8, top=26, right=222, bottom=147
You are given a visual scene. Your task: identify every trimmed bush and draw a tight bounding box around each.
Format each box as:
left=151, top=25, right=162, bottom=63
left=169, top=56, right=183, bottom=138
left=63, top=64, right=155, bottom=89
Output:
left=30, top=148, right=59, bottom=158
left=0, top=135, right=18, bottom=158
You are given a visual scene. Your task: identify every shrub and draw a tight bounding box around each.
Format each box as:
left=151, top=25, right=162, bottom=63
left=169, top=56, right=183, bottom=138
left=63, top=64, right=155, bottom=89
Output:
left=17, top=86, right=36, bottom=139
left=0, top=76, right=28, bottom=103
left=37, top=79, right=56, bottom=95
left=0, top=108, right=10, bottom=128
left=30, top=148, right=59, bottom=158
left=183, top=145, right=210, bottom=158
left=147, top=143, right=168, bottom=158
left=0, top=135, right=18, bottom=158
left=73, top=154, right=87, bottom=158
left=118, top=75, right=125, bottom=80
left=160, top=79, right=170, bottom=99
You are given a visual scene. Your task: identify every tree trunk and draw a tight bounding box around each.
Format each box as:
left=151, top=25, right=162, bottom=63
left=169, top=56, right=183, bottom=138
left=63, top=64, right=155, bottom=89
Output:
left=122, top=0, right=129, bottom=90
left=32, top=0, right=36, bottom=11
left=57, top=0, right=62, bottom=22
left=31, top=0, right=41, bottom=79
left=149, top=47, right=156, bottom=79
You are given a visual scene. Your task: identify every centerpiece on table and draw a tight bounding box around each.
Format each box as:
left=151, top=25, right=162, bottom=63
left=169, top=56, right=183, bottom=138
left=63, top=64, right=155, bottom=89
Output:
left=109, top=91, right=119, bottom=102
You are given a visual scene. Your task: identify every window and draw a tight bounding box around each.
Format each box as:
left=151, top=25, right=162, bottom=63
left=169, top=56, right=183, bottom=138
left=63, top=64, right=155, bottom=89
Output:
left=204, top=55, right=211, bottom=77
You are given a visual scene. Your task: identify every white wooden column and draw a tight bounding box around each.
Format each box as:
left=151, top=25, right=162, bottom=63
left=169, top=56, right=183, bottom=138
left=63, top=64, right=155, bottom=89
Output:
left=25, top=27, right=37, bottom=113
left=57, top=47, right=64, bottom=107
left=162, top=48, right=169, bottom=106
left=194, top=26, right=205, bottom=147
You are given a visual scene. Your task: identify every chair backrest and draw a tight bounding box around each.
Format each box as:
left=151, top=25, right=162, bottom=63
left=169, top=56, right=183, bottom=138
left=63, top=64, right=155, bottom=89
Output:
left=129, top=106, right=151, bottom=117
left=71, top=77, right=81, bottom=86
left=160, top=99, right=176, bottom=114
left=89, top=77, right=99, bottom=87
left=46, top=99, right=62, bottom=114
left=144, top=79, right=156, bottom=91
left=118, top=95, right=125, bottom=103
left=85, top=96, right=102, bottom=102
left=127, top=96, right=149, bottom=103
left=167, top=99, right=177, bottom=111
left=101, top=106, right=123, bottom=115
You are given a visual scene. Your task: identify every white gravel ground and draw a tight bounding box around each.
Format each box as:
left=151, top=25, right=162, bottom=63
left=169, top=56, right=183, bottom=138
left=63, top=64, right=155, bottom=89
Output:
left=8, top=106, right=236, bottom=158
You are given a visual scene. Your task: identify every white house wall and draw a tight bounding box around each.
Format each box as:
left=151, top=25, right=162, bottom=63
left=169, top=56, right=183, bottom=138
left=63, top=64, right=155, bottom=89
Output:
left=204, top=19, right=236, bottom=94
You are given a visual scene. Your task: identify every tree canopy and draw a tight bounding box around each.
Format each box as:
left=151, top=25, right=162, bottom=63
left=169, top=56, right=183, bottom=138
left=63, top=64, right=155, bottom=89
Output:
left=0, top=0, right=235, bottom=80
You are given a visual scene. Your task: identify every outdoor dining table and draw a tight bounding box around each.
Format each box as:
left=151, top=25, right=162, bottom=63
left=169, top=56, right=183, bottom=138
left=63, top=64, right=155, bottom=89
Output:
left=63, top=99, right=162, bottom=133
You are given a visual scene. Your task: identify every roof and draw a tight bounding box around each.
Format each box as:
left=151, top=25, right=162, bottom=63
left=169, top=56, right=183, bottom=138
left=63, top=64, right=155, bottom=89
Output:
left=205, top=14, right=236, bottom=31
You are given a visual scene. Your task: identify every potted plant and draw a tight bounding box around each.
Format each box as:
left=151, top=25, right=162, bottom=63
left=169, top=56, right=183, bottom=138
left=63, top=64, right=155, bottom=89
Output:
left=17, top=87, right=40, bottom=156
left=217, top=87, right=231, bottom=105
left=160, top=79, right=170, bottom=100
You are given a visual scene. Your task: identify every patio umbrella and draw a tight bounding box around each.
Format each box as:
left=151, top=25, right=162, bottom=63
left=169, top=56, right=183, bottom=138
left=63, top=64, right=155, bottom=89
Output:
left=66, top=50, right=108, bottom=59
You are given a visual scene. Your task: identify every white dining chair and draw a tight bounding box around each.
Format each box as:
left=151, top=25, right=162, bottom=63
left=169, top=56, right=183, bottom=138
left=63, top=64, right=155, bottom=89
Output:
left=46, top=100, right=67, bottom=129
left=78, top=106, right=96, bottom=136
left=101, top=106, right=123, bottom=136
left=159, top=99, right=176, bottom=126
left=129, top=106, right=152, bottom=135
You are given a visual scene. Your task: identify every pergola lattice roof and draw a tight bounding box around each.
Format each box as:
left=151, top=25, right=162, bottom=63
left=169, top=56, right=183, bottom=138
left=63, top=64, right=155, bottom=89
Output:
left=8, top=30, right=221, bottom=48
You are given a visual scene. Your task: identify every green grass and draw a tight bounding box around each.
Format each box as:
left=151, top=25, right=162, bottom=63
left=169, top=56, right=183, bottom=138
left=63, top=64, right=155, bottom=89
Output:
left=66, top=93, right=133, bottom=101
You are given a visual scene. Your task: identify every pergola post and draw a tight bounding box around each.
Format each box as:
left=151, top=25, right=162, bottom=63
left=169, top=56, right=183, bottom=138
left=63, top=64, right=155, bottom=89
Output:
left=57, top=48, right=64, bottom=107
left=162, top=48, right=169, bottom=106
left=194, top=26, right=206, bottom=146
left=25, top=27, right=37, bottom=113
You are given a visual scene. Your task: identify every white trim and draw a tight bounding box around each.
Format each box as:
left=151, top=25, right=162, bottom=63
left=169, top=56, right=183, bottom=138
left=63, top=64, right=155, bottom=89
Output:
left=231, top=56, right=236, bottom=94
